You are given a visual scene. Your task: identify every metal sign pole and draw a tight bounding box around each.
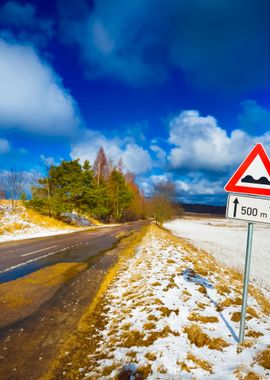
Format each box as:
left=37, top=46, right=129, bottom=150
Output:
left=239, top=222, right=254, bottom=343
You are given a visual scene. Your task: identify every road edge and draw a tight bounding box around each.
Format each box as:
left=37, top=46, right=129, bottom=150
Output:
left=41, top=223, right=150, bottom=380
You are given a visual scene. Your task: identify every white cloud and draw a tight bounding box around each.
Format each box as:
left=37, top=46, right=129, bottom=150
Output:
left=122, top=144, right=152, bottom=174
left=0, top=39, right=81, bottom=136
left=175, top=178, right=224, bottom=195
left=168, top=110, right=270, bottom=171
left=0, top=138, right=10, bottom=154
left=70, top=130, right=152, bottom=175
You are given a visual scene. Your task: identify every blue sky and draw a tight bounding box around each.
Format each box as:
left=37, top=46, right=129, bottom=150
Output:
left=1, top=0, right=270, bottom=204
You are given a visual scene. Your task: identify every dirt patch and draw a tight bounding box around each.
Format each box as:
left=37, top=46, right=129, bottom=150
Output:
left=0, top=262, right=87, bottom=329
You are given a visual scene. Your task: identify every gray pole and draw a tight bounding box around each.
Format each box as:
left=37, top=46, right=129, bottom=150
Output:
left=239, top=222, right=254, bottom=343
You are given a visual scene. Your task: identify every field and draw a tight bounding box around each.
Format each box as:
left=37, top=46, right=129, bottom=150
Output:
left=165, top=216, right=270, bottom=290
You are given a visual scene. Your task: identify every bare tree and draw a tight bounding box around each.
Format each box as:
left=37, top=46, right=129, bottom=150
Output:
left=154, top=181, right=176, bottom=202
left=0, top=176, right=6, bottom=200
left=150, top=181, right=182, bottom=225
left=6, top=170, right=25, bottom=210
left=117, top=158, right=124, bottom=173
left=93, top=147, right=109, bottom=185
left=40, top=156, right=54, bottom=215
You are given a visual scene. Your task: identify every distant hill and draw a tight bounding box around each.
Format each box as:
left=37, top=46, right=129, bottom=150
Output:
left=181, top=203, right=226, bottom=215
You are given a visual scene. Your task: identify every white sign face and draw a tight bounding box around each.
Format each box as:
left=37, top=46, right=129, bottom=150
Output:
left=226, top=194, right=270, bottom=224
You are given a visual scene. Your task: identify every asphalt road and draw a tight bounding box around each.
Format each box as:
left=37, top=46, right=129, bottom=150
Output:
left=0, top=221, right=146, bottom=283
left=0, top=220, right=147, bottom=380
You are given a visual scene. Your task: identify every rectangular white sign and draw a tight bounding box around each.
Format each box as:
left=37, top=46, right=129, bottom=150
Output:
left=226, top=194, right=270, bottom=224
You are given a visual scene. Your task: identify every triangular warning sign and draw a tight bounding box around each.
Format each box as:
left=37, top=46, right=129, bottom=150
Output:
left=225, top=143, right=270, bottom=196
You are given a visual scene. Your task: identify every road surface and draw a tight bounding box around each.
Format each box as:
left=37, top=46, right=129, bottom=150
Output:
left=0, top=222, right=144, bottom=283
left=0, top=221, right=147, bottom=380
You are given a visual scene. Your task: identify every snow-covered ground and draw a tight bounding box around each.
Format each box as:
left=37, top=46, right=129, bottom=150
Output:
left=165, top=216, right=270, bottom=290
left=0, top=226, right=80, bottom=243
left=0, top=204, right=80, bottom=242
left=80, top=225, right=270, bottom=379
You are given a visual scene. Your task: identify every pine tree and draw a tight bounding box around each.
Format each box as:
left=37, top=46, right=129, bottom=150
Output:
left=108, top=168, right=133, bottom=221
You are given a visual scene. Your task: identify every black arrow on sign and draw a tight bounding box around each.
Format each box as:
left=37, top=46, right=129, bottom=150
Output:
left=233, top=198, right=239, bottom=217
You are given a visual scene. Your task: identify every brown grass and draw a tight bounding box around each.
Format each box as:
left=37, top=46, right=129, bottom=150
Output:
left=145, top=352, right=157, bottom=361
left=218, top=297, right=242, bottom=311
left=0, top=222, right=25, bottom=234
left=216, top=283, right=231, bottom=295
left=256, top=349, right=270, bottom=369
left=148, top=314, right=158, bottom=322
left=159, top=306, right=179, bottom=317
left=246, top=306, right=258, bottom=318
left=231, top=312, right=241, bottom=322
left=249, top=285, right=270, bottom=315
left=187, top=352, right=213, bottom=373
left=121, top=325, right=180, bottom=348
left=25, top=209, right=74, bottom=229
left=0, top=201, right=77, bottom=235
left=143, top=322, right=156, bottom=330
left=235, top=370, right=262, bottom=380
left=137, top=364, right=152, bottom=378
left=243, top=372, right=261, bottom=380
left=188, top=313, right=218, bottom=323
left=246, top=330, right=263, bottom=338
left=184, top=324, right=229, bottom=350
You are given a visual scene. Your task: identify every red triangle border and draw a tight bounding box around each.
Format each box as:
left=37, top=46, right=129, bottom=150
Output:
left=224, top=143, right=270, bottom=196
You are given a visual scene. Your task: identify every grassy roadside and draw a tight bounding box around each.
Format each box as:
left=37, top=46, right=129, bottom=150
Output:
left=42, top=224, right=150, bottom=380
left=44, top=224, right=270, bottom=379
left=0, top=262, right=87, bottom=329
left=0, top=200, right=81, bottom=236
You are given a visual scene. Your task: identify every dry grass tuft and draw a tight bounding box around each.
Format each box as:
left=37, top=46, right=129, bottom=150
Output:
left=218, top=297, right=242, bottom=311
left=121, top=325, right=179, bottom=348
left=151, top=281, right=161, bottom=287
left=216, top=283, right=231, bottom=296
left=143, top=322, right=156, bottom=330
left=137, top=364, right=152, bottom=378
left=184, top=325, right=209, bottom=348
left=148, top=314, right=158, bottom=322
left=188, top=313, right=218, bottom=323
left=246, top=330, right=263, bottom=338
left=24, top=209, right=73, bottom=229
left=246, top=306, right=258, bottom=318
left=0, top=222, right=25, bottom=234
left=187, top=352, right=213, bottom=373
left=231, top=312, right=241, bottom=322
left=197, top=285, right=207, bottom=295
left=243, top=372, right=261, bottom=380
left=184, top=324, right=229, bottom=350
left=159, top=306, right=179, bottom=317
left=249, top=286, right=270, bottom=315
left=145, top=352, right=157, bottom=361
left=256, top=349, right=270, bottom=369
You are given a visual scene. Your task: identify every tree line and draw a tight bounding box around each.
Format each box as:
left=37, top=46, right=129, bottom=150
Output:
left=27, top=148, right=147, bottom=222
left=1, top=148, right=183, bottom=224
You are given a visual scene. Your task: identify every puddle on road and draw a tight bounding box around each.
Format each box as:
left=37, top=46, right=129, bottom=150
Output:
left=0, top=235, right=118, bottom=284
